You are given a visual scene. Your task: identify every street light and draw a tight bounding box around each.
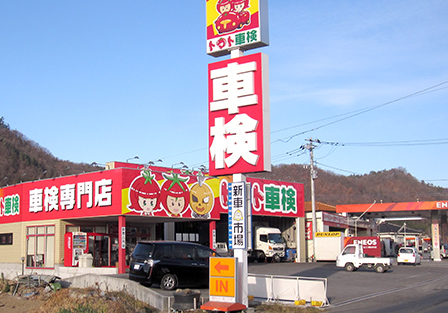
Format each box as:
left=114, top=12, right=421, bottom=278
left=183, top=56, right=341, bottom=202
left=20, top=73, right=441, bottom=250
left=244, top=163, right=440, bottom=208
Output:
left=172, top=162, right=188, bottom=169
left=126, top=156, right=139, bottom=163
left=148, top=159, right=163, bottom=166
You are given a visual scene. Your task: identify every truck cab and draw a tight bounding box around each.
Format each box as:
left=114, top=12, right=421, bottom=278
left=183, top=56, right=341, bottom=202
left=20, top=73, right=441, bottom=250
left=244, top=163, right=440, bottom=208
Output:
left=254, top=226, right=286, bottom=262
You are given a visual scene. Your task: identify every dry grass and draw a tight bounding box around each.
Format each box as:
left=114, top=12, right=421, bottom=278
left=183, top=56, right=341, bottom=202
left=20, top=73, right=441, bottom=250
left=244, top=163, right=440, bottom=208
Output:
left=1, top=275, right=324, bottom=313
left=30, top=288, right=158, bottom=313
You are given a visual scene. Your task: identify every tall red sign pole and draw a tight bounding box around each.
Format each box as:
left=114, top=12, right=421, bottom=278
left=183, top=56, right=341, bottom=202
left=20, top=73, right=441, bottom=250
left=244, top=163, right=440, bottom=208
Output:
left=205, top=0, right=270, bottom=309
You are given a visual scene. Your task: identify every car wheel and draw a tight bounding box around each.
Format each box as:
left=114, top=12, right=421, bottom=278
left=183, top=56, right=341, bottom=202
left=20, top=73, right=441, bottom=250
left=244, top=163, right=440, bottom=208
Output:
left=256, top=251, right=266, bottom=263
left=375, top=264, right=385, bottom=273
left=345, top=263, right=355, bottom=272
left=273, top=254, right=281, bottom=263
left=160, top=273, right=178, bottom=291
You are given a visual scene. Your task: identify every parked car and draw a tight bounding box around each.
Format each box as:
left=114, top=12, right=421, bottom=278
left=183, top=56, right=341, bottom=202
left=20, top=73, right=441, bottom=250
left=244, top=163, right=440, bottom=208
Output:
left=397, top=247, right=421, bottom=265
left=439, top=244, right=448, bottom=259
left=129, top=241, right=219, bottom=290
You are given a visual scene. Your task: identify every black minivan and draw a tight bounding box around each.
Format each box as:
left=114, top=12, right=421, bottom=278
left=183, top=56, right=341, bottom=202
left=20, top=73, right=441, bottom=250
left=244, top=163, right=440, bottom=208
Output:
left=129, top=241, right=219, bottom=290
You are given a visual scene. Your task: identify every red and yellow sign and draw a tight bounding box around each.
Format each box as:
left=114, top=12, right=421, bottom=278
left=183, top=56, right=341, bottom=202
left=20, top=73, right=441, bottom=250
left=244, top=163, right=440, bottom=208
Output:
left=0, top=164, right=305, bottom=224
left=206, top=0, right=269, bottom=57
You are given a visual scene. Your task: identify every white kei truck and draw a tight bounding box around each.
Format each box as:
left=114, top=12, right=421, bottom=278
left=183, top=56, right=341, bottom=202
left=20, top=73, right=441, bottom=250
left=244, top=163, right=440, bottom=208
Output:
left=336, top=244, right=392, bottom=273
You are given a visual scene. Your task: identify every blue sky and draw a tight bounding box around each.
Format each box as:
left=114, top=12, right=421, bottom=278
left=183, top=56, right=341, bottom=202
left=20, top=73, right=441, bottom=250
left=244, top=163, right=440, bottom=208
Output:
left=1, top=1, right=448, bottom=190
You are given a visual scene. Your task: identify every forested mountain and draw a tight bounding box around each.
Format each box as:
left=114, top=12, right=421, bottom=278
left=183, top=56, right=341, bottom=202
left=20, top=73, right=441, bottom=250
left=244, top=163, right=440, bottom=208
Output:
left=0, top=118, right=100, bottom=187
left=2, top=117, right=448, bottom=205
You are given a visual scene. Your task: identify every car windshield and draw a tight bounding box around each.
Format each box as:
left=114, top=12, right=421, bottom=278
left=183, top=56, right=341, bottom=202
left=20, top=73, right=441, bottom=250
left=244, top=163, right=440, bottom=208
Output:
left=268, top=233, right=283, bottom=244
left=132, top=243, right=154, bottom=259
left=400, top=248, right=414, bottom=254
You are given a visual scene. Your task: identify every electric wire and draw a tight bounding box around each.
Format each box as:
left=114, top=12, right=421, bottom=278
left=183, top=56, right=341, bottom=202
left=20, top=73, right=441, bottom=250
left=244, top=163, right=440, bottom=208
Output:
left=315, top=161, right=360, bottom=175
left=154, top=81, right=448, bottom=176
left=272, top=80, right=448, bottom=144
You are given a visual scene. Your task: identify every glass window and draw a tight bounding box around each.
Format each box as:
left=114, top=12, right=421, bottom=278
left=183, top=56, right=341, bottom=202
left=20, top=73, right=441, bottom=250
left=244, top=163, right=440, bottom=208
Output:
left=260, top=234, right=268, bottom=243
left=133, top=243, right=155, bottom=259
left=46, top=236, right=55, bottom=268
left=26, top=225, right=55, bottom=269
left=343, top=246, right=356, bottom=255
left=95, top=226, right=106, bottom=233
left=66, top=225, right=79, bottom=233
left=198, top=247, right=214, bottom=261
left=152, top=244, right=171, bottom=259
left=173, top=245, right=196, bottom=260
left=26, top=236, right=36, bottom=267
left=0, top=233, right=13, bottom=245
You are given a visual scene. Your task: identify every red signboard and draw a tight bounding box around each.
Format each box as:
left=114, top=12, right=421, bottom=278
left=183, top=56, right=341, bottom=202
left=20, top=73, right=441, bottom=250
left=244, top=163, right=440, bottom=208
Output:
left=0, top=165, right=304, bottom=224
left=345, top=236, right=381, bottom=257
left=208, top=52, right=270, bottom=176
left=0, top=170, right=122, bottom=223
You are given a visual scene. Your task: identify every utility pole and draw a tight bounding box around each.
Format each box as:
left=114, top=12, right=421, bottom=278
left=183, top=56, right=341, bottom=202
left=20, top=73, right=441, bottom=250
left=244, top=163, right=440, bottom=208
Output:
left=303, top=138, right=319, bottom=262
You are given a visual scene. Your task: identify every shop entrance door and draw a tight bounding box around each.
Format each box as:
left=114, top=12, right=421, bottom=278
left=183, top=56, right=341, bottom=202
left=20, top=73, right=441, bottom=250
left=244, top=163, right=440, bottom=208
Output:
left=88, top=234, right=110, bottom=267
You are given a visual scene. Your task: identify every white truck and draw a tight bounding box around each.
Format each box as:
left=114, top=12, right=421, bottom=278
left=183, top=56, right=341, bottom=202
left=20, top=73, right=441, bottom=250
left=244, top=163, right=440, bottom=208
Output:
left=336, top=244, right=392, bottom=273
left=216, top=226, right=286, bottom=262
left=250, top=226, right=286, bottom=263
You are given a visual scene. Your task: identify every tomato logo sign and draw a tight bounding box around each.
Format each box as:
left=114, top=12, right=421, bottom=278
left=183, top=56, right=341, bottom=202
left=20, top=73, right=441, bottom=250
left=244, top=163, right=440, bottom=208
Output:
left=127, top=170, right=162, bottom=216
left=160, top=172, right=190, bottom=217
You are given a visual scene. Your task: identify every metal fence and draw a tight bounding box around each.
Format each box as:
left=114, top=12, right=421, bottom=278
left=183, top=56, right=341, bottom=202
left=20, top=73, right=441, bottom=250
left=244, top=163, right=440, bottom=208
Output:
left=248, top=273, right=329, bottom=307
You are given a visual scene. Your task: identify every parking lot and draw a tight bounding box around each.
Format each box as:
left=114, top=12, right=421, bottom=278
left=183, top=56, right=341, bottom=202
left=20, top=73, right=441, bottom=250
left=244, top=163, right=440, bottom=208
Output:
left=145, top=259, right=448, bottom=312
left=248, top=259, right=448, bottom=312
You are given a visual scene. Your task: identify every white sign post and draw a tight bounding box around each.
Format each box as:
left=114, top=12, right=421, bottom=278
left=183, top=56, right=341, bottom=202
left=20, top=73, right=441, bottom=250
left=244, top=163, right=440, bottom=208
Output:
left=229, top=175, right=249, bottom=307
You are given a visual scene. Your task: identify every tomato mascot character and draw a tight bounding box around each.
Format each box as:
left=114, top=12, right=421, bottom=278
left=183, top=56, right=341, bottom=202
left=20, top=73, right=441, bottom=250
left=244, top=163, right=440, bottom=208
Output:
left=160, top=172, right=190, bottom=216
left=128, top=170, right=161, bottom=216
left=233, top=0, right=250, bottom=28
left=190, top=174, right=214, bottom=218
left=214, top=0, right=240, bottom=34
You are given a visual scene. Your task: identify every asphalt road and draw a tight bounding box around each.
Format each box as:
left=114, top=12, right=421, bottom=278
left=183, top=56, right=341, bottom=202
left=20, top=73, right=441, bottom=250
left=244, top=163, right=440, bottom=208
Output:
left=248, top=260, right=448, bottom=312
left=142, top=259, right=448, bottom=312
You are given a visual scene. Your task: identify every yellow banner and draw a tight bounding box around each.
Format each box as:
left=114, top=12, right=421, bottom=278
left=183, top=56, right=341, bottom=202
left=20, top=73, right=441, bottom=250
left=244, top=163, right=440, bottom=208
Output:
left=315, top=232, right=341, bottom=237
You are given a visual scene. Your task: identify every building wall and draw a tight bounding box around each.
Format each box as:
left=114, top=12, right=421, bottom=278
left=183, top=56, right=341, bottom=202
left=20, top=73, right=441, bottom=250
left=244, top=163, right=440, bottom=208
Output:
left=0, top=222, right=23, bottom=264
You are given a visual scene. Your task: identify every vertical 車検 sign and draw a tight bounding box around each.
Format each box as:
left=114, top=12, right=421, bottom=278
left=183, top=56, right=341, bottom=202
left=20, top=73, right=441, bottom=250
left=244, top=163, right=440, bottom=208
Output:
left=206, top=0, right=269, bottom=57
left=228, top=182, right=247, bottom=249
left=208, top=52, right=270, bottom=176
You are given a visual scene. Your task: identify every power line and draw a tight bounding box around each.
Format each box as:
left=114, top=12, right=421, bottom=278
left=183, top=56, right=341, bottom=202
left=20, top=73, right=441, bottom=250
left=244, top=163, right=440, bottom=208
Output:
left=315, top=161, right=360, bottom=175
left=155, top=81, right=448, bottom=170
left=319, top=138, right=448, bottom=147
left=272, top=80, right=448, bottom=144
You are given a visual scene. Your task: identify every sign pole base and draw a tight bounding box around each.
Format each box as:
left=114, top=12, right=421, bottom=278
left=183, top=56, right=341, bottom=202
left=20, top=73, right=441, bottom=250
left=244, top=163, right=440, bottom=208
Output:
left=201, top=301, right=247, bottom=312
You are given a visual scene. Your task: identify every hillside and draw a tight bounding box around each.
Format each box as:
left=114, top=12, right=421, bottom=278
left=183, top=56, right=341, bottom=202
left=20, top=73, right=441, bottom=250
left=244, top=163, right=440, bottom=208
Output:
left=0, top=118, right=101, bottom=187
left=2, top=117, right=448, bottom=205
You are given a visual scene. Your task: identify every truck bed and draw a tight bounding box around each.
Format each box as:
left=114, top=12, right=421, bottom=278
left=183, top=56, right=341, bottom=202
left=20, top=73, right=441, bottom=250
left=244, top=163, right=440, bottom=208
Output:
left=358, top=256, right=392, bottom=265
